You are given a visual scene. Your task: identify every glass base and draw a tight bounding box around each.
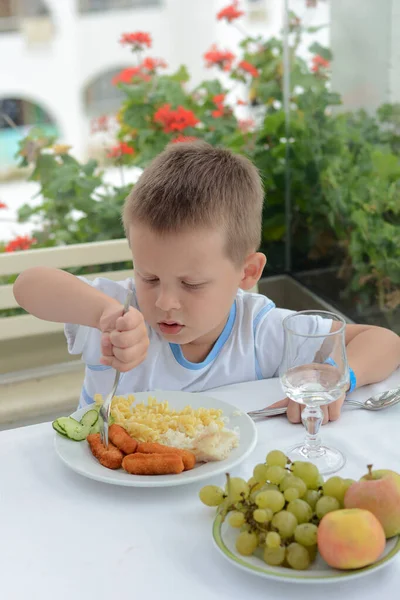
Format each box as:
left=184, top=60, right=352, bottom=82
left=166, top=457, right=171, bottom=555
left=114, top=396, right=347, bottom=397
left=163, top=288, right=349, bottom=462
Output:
left=286, top=443, right=346, bottom=476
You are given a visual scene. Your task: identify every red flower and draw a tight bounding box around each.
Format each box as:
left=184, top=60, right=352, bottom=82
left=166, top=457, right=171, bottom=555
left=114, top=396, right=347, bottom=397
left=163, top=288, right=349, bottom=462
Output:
left=141, top=57, right=168, bottom=72
left=237, top=99, right=247, bottom=106
left=0, top=201, right=7, bottom=209
left=153, top=104, right=199, bottom=133
left=171, top=135, right=197, bottom=143
left=238, top=60, right=259, bottom=78
left=212, top=94, right=226, bottom=106
left=112, top=67, right=151, bottom=85
left=90, top=115, right=109, bottom=134
left=107, top=142, right=135, bottom=159
left=204, top=45, right=236, bottom=71
left=217, top=1, right=244, bottom=22
left=238, top=118, right=255, bottom=133
left=311, top=54, right=330, bottom=73
left=212, top=109, right=224, bottom=118
left=119, top=31, right=152, bottom=49
left=5, top=235, right=37, bottom=252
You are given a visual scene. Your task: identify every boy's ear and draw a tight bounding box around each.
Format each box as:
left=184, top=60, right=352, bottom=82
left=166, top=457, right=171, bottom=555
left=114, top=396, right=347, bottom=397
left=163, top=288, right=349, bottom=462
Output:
left=240, top=252, right=266, bottom=290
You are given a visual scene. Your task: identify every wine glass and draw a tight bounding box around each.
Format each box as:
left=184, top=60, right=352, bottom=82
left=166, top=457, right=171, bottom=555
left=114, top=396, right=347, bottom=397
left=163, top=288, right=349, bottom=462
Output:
left=279, top=310, right=350, bottom=475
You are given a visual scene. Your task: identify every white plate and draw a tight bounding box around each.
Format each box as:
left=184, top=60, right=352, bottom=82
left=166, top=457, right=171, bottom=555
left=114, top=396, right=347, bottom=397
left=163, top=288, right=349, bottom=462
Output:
left=54, top=390, right=257, bottom=487
left=213, top=514, right=400, bottom=584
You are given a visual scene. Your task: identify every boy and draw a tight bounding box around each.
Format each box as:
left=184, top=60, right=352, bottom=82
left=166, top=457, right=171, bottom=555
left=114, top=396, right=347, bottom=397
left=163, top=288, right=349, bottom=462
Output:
left=13, top=142, right=400, bottom=424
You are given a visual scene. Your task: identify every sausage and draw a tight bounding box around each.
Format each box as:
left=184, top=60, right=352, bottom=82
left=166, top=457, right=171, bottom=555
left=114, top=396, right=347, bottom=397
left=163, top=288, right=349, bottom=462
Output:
left=109, top=424, right=138, bottom=454
left=87, top=433, right=124, bottom=469
left=137, top=442, right=196, bottom=471
left=122, top=452, right=184, bottom=475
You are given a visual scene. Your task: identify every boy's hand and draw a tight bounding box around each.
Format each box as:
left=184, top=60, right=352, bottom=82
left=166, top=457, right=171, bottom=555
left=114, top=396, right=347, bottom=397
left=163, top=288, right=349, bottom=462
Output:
left=99, top=304, right=149, bottom=371
left=268, top=394, right=346, bottom=425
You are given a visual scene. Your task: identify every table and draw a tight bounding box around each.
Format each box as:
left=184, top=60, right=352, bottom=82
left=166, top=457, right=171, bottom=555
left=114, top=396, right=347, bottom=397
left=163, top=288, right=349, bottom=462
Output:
left=1, top=370, right=400, bottom=600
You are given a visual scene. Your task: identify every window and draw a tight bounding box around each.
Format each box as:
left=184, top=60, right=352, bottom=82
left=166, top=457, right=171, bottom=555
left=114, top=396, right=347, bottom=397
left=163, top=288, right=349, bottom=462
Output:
left=0, top=0, right=50, bottom=33
left=78, top=0, right=161, bottom=14
left=84, top=68, right=126, bottom=117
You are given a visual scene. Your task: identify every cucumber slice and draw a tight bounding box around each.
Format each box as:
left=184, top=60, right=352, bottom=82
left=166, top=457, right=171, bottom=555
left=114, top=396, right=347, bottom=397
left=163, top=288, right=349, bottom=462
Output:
left=57, top=417, right=91, bottom=441
left=90, top=415, right=103, bottom=434
left=52, top=420, right=68, bottom=437
left=80, top=409, right=99, bottom=428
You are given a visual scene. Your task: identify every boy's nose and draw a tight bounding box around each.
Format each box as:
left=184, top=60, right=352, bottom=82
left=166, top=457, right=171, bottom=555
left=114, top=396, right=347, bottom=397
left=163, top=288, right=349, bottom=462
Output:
left=155, top=288, right=181, bottom=312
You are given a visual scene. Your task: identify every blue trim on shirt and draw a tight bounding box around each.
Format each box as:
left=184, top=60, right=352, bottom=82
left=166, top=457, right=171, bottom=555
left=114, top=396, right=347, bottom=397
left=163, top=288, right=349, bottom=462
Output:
left=87, top=364, right=112, bottom=371
left=253, top=301, right=276, bottom=380
left=81, top=386, right=95, bottom=406
left=169, top=301, right=237, bottom=370
left=325, top=357, right=357, bottom=394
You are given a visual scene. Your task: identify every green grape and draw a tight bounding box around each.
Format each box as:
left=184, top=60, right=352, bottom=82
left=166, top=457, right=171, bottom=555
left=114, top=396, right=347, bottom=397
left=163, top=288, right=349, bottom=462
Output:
left=286, top=542, right=311, bottom=570
left=304, top=489, right=320, bottom=510
left=280, top=475, right=307, bottom=498
left=253, top=509, right=270, bottom=523
left=287, top=499, right=313, bottom=524
left=199, top=485, right=224, bottom=507
left=253, top=463, right=269, bottom=483
left=315, top=495, right=340, bottom=519
left=255, top=490, right=285, bottom=513
left=343, top=478, right=355, bottom=493
left=265, top=465, right=287, bottom=485
left=263, top=545, right=285, bottom=566
left=291, top=461, right=320, bottom=489
left=247, top=476, right=258, bottom=488
left=322, top=476, right=346, bottom=505
left=229, top=511, right=245, bottom=528
left=294, top=523, right=318, bottom=547
left=266, top=450, right=288, bottom=468
left=235, top=531, right=258, bottom=556
left=227, top=478, right=250, bottom=503
left=250, top=482, right=278, bottom=502
left=266, top=531, right=281, bottom=549
left=271, top=510, right=298, bottom=538
left=284, top=487, right=300, bottom=502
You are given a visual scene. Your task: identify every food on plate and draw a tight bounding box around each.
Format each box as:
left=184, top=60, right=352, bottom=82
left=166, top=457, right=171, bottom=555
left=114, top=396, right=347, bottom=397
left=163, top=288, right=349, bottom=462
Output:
left=122, top=452, right=184, bottom=475
left=109, top=424, right=138, bottom=454
left=137, top=442, right=196, bottom=471
left=87, top=433, right=124, bottom=470
left=344, top=465, right=400, bottom=538
left=317, top=508, right=386, bottom=569
left=107, top=395, right=239, bottom=461
left=199, top=450, right=395, bottom=572
left=52, top=409, right=101, bottom=441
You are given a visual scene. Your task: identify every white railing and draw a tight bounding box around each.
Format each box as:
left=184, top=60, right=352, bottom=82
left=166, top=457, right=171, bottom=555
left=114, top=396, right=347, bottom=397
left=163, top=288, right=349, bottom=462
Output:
left=0, top=238, right=132, bottom=341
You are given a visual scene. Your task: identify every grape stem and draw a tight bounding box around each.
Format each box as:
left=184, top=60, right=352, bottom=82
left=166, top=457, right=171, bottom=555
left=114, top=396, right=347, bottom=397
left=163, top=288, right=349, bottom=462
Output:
left=365, top=464, right=374, bottom=480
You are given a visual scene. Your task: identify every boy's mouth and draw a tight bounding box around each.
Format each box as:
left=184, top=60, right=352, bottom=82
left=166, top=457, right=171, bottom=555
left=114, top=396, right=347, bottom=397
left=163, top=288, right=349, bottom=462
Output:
left=158, top=321, right=184, bottom=335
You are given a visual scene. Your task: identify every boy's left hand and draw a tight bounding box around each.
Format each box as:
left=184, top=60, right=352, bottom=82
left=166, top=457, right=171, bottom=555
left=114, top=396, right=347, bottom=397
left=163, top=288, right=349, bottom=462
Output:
left=268, top=393, right=346, bottom=425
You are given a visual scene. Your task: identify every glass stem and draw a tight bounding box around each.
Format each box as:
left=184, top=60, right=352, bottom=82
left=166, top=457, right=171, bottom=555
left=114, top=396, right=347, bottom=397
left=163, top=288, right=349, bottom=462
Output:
left=301, top=405, right=324, bottom=458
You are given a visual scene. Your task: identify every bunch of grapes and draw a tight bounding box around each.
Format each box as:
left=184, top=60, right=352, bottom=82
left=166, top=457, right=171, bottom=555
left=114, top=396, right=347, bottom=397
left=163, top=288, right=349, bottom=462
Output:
left=199, top=449, right=355, bottom=570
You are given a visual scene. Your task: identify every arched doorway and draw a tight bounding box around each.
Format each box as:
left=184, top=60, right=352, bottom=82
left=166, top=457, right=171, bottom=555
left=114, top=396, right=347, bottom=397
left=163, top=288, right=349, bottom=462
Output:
left=0, top=97, right=59, bottom=168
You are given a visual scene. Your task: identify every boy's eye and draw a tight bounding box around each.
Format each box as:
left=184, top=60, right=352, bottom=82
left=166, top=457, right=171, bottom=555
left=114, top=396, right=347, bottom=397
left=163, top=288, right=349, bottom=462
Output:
left=182, top=281, right=204, bottom=290
left=142, top=277, right=159, bottom=284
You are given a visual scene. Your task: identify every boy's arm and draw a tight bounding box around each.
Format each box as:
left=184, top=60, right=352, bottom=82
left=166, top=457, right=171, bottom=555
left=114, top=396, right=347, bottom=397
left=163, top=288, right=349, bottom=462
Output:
left=13, top=266, right=120, bottom=328
left=344, top=324, right=400, bottom=388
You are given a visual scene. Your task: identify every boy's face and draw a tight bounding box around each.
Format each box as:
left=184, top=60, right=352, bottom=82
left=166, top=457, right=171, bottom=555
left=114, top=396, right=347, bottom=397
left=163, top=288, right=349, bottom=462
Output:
left=129, top=223, right=246, bottom=349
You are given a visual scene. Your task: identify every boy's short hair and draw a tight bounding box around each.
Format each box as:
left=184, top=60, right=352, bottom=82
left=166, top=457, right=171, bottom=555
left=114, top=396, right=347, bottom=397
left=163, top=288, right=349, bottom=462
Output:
left=123, top=141, right=264, bottom=264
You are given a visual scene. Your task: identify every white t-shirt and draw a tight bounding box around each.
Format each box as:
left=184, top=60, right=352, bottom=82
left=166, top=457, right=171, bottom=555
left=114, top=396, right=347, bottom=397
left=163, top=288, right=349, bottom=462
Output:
left=65, top=277, right=331, bottom=408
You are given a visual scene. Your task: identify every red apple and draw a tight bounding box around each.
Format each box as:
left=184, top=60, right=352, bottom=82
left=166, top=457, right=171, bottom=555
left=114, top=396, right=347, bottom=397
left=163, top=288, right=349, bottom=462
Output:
left=344, top=465, right=400, bottom=538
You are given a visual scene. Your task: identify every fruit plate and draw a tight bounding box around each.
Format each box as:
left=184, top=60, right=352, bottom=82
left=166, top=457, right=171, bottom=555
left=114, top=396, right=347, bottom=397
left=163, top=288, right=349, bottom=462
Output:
left=212, top=514, right=400, bottom=584
left=54, top=391, right=257, bottom=488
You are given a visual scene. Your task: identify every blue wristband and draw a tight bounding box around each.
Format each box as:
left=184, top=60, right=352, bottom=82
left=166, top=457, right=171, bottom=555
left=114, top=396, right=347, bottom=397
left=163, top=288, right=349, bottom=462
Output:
left=325, top=358, right=357, bottom=393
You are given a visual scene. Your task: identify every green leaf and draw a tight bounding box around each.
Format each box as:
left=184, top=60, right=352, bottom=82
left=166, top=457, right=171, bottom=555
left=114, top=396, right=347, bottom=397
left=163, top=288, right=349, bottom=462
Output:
left=308, top=42, right=333, bottom=61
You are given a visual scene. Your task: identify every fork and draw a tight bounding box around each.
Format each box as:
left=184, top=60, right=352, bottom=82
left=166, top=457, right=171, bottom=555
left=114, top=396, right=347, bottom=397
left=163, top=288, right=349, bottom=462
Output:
left=247, top=387, right=400, bottom=419
left=99, top=286, right=134, bottom=447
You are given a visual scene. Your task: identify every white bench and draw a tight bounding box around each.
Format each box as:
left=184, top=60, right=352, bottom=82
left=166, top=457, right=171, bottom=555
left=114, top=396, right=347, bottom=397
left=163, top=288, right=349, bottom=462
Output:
left=0, top=239, right=132, bottom=427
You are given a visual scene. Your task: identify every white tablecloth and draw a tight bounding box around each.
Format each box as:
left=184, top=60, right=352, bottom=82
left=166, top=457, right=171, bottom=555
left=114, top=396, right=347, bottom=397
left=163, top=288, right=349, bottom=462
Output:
left=1, top=370, right=400, bottom=600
